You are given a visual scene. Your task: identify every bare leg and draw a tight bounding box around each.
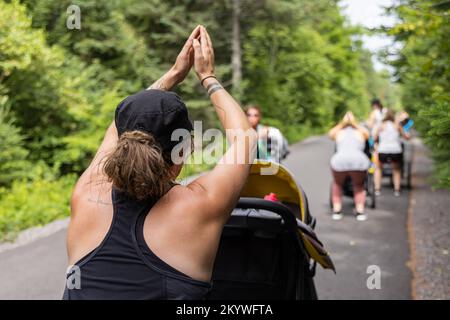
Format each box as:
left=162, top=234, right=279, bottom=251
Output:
left=392, top=162, right=401, bottom=192
left=331, top=170, right=346, bottom=213
left=350, top=171, right=366, bottom=213
left=354, top=188, right=365, bottom=213
left=375, top=162, right=382, bottom=192
left=332, top=181, right=343, bottom=212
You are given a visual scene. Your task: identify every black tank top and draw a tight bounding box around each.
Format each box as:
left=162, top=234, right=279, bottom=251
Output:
left=63, top=188, right=212, bottom=300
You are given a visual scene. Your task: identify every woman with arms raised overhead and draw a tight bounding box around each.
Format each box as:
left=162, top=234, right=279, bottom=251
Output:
left=64, top=26, right=257, bottom=300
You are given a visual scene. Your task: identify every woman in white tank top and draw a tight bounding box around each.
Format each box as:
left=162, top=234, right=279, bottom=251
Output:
left=373, top=110, right=410, bottom=196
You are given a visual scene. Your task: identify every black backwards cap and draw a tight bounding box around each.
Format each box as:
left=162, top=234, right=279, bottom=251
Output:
left=115, top=89, right=193, bottom=153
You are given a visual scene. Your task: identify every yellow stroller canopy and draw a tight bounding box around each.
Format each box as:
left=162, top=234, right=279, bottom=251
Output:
left=240, top=160, right=335, bottom=272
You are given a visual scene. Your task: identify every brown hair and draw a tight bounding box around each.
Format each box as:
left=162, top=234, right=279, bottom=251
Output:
left=103, top=130, right=174, bottom=200
left=245, top=105, right=262, bottom=116
left=383, top=109, right=395, bottom=122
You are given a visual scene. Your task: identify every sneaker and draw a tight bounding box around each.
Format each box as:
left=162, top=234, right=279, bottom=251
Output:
left=394, top=190, right=401, bottom=197
left=332, top=212, right=343, bottom=220
left=355, top=213, right=367, bottom=221
left=375, top=190, right=381, bottom=196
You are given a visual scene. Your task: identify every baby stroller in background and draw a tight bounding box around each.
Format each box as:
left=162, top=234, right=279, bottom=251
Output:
left=209, top=161, right=335, bottom=300
left=380, top=141, right=413, bottom=189
left=259, top=126, right=290, bottom=163
left=329, top=140, right=376, bottom=210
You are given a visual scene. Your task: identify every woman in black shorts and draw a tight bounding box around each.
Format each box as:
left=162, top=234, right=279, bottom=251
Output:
left=373, top=110, right=409, bottom=196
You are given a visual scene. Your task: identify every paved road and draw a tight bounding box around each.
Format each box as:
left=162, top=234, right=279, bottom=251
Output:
left=0, top=136, right=411, bottom=299
left=0, top=229, right=67, bottom=299
left=284, top=136, right=411, bottom=299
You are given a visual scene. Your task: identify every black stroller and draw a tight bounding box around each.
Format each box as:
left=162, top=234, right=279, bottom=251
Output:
left=209, top=161, right=335, bottom=300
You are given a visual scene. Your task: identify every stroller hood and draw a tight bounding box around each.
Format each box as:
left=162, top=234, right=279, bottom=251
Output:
left=240, top=160, right=335, bottom=272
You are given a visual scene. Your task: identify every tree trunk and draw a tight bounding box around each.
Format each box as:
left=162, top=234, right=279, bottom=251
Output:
left=231, top=0, right=242, bottom=96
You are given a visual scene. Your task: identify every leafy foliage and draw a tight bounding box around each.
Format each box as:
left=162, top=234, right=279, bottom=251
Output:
left=0, top=0, right=391, bottom=239
left=0, top=105, right=31, bottom=186
left=388, top=0, right=450, bottom=188
left=0, top=174, right=75, bottom=242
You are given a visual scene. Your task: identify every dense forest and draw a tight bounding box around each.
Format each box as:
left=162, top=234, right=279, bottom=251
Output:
left=0, top=0, right=445, bottom=240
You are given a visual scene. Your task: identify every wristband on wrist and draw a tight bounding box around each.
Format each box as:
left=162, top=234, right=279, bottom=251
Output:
left=206, top=83, right=223, bottom=96
left=200, top=75, right=217, bottom=87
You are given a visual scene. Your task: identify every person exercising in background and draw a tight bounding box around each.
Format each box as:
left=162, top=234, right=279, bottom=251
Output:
left=366, top=99, right=387, bottom=182
left=367, top=98, right=387, bottom=134
left=246, top=105, right=289, bottom=163
left=373, top=110, right=410, bottom=197
left=396, top=110, right=414, bottom=135
left=329, top=111, right=371, bottom=221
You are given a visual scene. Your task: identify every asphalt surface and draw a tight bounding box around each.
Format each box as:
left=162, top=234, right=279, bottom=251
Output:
left=0, top=229, right=67, bottom=299
left=407, top=140, right=450, bottom=299
left=284, top=136, right=411, bottom=299
left=0, top=135, right=412, bottom=299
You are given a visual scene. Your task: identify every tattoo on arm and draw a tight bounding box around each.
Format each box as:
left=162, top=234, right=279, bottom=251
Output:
left=147, top=70, right=178, bottom=91
left=207, top=83, right=224, bottom=96
left=87, top=197, right=112, bottom=205
left=147, top=77, right=170, bottom=91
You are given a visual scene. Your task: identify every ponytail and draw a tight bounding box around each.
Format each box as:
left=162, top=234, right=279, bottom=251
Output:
left=103, top=130, right=173, bottom=200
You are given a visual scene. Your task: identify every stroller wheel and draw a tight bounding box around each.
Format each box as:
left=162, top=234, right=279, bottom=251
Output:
left=329, top=184, right=333, bottom=209
left=303, top=275, right=318, bottom=300
left=296, top=260, right=318, bottom=300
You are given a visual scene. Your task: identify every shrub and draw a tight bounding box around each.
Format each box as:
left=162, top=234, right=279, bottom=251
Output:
left=0, top=174, right=76, bottom=242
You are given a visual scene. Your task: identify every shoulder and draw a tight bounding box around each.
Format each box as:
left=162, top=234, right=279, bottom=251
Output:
left=268, top=127, right=282, bottom=138
left=69, top=170, right=114, bottom=244
left=150, top=183, right=222, bottom=228
left=335, top=129, right=345, bottom=140
left=258, top=125, right=270, bottom=135
left=67, top=178, right=113, bottom=264
left=355, top=130, right=366, bottom=141
left=269, top=126, right=280, bottom=132
left=158, top=184, right=208, bottom=214
left=71, top=169, right=112, bottom=214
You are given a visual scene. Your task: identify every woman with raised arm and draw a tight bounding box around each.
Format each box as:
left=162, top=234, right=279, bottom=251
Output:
left=64, top=26, right=257, bottom=300
left=329, top=111, right=370, bottom=221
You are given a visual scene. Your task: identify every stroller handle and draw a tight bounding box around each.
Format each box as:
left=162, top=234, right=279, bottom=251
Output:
left=236, top=197, right=319, bottom=243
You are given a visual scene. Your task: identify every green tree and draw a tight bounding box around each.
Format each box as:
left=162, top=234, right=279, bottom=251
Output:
left=0, top=0, right=385, bottom=239
left=388, top=0, right=450, bottom=188
left=0, top=104, right=31, bottom=186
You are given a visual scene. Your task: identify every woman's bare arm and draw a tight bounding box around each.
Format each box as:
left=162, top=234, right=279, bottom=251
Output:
left=328, top=121, right=346, bottom=140
left=187, top=27, right=257, bottom=223
left=71, top=121, right=117, bottom=204
left=148, top=26, right=201, bottom=91
left=72, top=26, right=202, bottom=203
